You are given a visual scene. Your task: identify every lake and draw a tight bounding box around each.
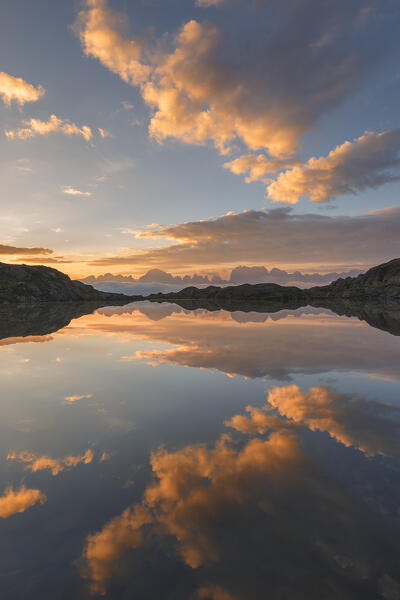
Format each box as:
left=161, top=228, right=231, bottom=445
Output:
left=0, top=302, right=399, bottom=599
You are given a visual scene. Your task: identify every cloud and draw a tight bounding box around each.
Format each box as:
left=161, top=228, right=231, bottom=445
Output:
left=75, top=0, right=386, bottom=157
left=11, top=256, right=71, bottom=264
left=121, top=307, right=400, bottom=381
left=89, top=206, right=400, bottom=269
left=64, top=393, right=93, bottom=403
left=227, top=384, right=400, bottom=457
left=0, top=72, right=45, bottom=105
left=5, top=114, right=92, bottom=141
left=8, top=449, right=94, bottom=476
left=98, top=127, right=112, bottom=138
left=80, top=416, right=399, bottom=597
left=0, top=244, right=53, bottom=255
left=81, top=430, right=303, bottom=594
left=196, top=0, right=225, bottom=6
left=0, top=485, right=46, bottom=518
left=74, top=0, right=150, bottom=86
left=63, top=186, right=92, bottom=196
left=265, top=128, right=400, bottom=204
left=224, top=154, right=302, bottom=182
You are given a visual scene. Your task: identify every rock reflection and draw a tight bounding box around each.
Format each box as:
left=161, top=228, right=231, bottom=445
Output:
left=2, top=302, right=400, bottom=382
left=80, top=389, right=400, bottom=598
left=0, top=302, right=109, bottom=340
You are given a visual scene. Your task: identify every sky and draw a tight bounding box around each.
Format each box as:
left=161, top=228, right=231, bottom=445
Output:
left=1, top=0, right=400, bottom=278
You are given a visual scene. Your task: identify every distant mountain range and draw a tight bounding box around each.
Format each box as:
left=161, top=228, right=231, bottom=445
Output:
left=80, top=265, right=363, bottom=289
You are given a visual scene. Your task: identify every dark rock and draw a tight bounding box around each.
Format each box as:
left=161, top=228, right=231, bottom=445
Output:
left=0, top=262, right=144, bottom=304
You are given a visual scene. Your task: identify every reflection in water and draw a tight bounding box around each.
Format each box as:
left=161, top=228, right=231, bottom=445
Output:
left=0, top=485, right=46, bottom=518
left=227, top=384, right=400, bottom=457
left=81, top=397, right=400, bottom=598
left=7, top=448, right=94, bottom=476
left=74, top=304, right=400, bottom=381
left=0, top=302, right=399, bottom=599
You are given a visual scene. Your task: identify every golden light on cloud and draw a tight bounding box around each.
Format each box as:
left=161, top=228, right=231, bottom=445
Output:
left=81, top=429, right=302, bottom=594
left=0, top=244, right=53, bottom=256
left=227, top=384, right=400, bottom=457
left=7, top=449, right=94, bottom=476
left=64, top=393, right=94, bottom=403
left=266, top=128, right=400, bottom=204
left=0, top=72, right=45, bottom=105
left=63, top=187, right=92, bottom=197
left=75, top=0, right=370, bottom=159
left=5, top=114, right=92, bottom=141
left=0, top=485, right=46, bottom=518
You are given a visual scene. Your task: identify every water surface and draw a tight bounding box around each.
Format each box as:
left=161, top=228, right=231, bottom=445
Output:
left=0, top=302, right=399, bottom=599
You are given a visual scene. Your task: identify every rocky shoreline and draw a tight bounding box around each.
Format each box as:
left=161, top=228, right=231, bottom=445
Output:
left=0, top=262, right=142, bottom=304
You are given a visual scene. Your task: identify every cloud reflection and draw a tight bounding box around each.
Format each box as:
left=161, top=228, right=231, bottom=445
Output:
left=227, top=384, right=400, bottom=457
left=0, top=485, right=46, bottom=518
left=80, top=402, right=400, bottom=597
left=8, top=449, right=94, bottom=476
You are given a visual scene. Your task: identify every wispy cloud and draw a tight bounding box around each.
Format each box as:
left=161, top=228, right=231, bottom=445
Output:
left=5, top=114, right=92, bottom=141
left=89, top=206, right=400, bottom=268
left=196, top=0, right=225, bottom=6
left=63, top=186, right=92, bottom=196
left=7, top=449, right=94, bottom=476
left=0, top=243, right=53, bottom=256
left=64, top=393, right=93, bottom=403
left=98, top=127, right=112, bottom=138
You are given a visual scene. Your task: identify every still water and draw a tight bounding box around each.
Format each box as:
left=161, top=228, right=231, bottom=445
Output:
left=0, top=302, right=399, bottom=599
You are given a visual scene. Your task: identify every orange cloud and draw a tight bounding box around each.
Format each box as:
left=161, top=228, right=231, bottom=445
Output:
left=75, top=0, right=377, bottom=159
left=0, top=72, right=45, bottom=105
left=0, top=485, right=46, bottom=518
left=5, top=114, right=92, bottom=141
left=266, top=128, right=400, bottom=204
left=74, top=0, right=150, bottom=86
left=81, top=430, right=302, bottom=594
left=79, top=394, right=399, bottom=597
left=0, top=244, right=53, bottom=255
left=227, top=384, right=400, bottom=457
left=8, top=449, right=94, bottom=476
left=195, top=587, right=236, bottom=600
left=224, top=153, right=301, bottom=182
left=64, top=393, right=94, bottom=403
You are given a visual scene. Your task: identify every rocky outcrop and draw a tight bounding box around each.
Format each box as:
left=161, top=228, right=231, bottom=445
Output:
left=0, top=262, right=143, bottom=304
left=148, top=259, right=400, bottom=305
left=148, top=282, right=308, bottom=305
left=308, top=258, right=400, bottom=300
